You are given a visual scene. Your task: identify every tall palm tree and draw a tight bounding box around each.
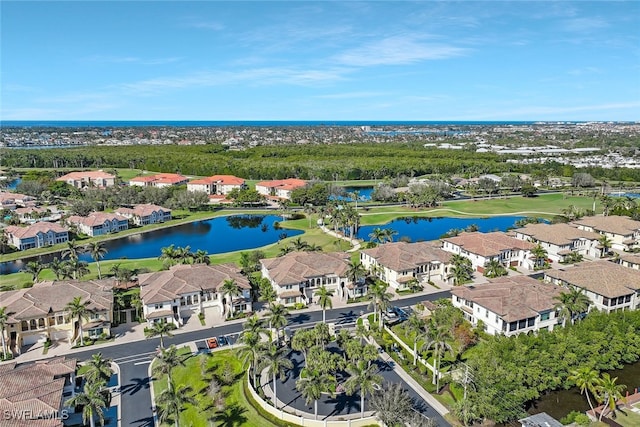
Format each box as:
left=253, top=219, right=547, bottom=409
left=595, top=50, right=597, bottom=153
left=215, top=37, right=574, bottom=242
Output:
left=554, top=288, right=591, bottom=327
left=220, top=279, right=242, bottom=319
left=346, top=260, right=367, bottom=291
left=382, top=228, right=398, bottom=243
left=86, top=241, right=108, bottom=279
left=68, top=258, right=90, bottom=280
left=193, top=249, right=210, bottom=265
left=315, top=285, right=334, bottom=323
left=175, top=245, right=192, bottom=264
left=531, top=243, right=548, bottom=268
left=296, top=370, right=333, bottom=420
left=21, top=260, right=43, bottom=283
left=62, top=239, right=81, bottom=261
left=344, top=359, right=383, bottom=418
left=405, top=312, right=426, bottom=366
left=291, top=329, right=315, bottom=365
left=421, top=324, right=454, bottom=391
left=0, top=307, right=9, bottom=359
left=48, top=257, right=64, bottom=280
left=368, top=227, right=386, bottom=244
left=152, top=345, right=185, bottom=389
left=595, top=373, right=626, bottom=421
left=448, top=254, right=473, bottom=285
left=598, top=235, right=612, bottom=257
left=65, top=296, right=91, bottom=346
left=368, top=281, right=393, bottom=328
left=145, top=321, right=175, bottom=349
left=483, top=259, right=507, bottom=278
left=290, top=237, right=310, bottom=251
left=156, top=383, right=197, bottom=427
left=568, top=366, right=601, bottom=412
left=84, top=353, right=113, bottom=385
left=237, top=330, right=265, bottom=387
left=159, top=244, right=179, bottom=267
left=130, top=293, right=142, bottom=321
left=65, top=379, right=108, bottom=427
left=266, top=303, right=289, bottom=344
left=259, top=344, right=293, bottom=410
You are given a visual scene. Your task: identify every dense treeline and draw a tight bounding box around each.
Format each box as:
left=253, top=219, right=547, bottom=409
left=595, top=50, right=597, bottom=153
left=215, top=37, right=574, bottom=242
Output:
left=458, top=310, right=640, bottom=423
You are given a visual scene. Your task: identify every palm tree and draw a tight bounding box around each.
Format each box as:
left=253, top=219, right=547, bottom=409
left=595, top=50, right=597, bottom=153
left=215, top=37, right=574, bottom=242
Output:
left=598, top=235, right=612, bottom=257
left=483, top=259, right=507, bottom=278
left=291, top=329, right=315, bottom=365
left=554, top=288, right=591, bottom=327
left=68, top=258, right=90, bottom=280
left=266, top=303, right=289, bottom=344
left=421, top=324, right=454, bottom=391
left=237, top=330, right=265, bottom=387
left=65, top=379, right=108, bottom=427
left=448, top=254, right=473, bottom=285
left=220, top=279, right=242, bottom=319
left=344, top=359, right=383, bottom=418
left=290, top=237, right=310, bottom=251
left=315, top=285, right=334, bottom=323
left=87, top=241, right=108, bottom=279
left=21, top=260, right=43, bottom=283
left=62, top=239, right=82, bottom=261
left=84, top=353, right=113, bottom=385
left=259, top=344, right=293, bottom=410
left=595, top=373, right=626, bottom=421
left=193, top=249, right=210, bottom=265
left=531, top=243, right=548, bottom=268
left=405, top=312, right=426, bottom=366
left=370, top=383, right=414, bottom=427
left=65, top=296, right=91, bottom=346
left=156, top=383, right=197, bottom=427
left=296, top=370, right=333, bottom=420
left=568, top=366, right=601, bottom=412
left=175, top=245, right=192, bottom=264
left=0, top=307, right=9, bottom=359
left=368, top=227, right=386, bottom=243
left=368, top=281, right=393, bottom=328
left=145, top=321, right=175, bottom=349
left=159, top=244, right=179, bottom=267
left=130, top=293, right=142, bottom=321
left=382, top=228, right=398, bottom=243
left=48, top=257, right=64, bottom=280
left=346, top=260, right=367, bottom=291
left=152, top=345, right=185, bottom=389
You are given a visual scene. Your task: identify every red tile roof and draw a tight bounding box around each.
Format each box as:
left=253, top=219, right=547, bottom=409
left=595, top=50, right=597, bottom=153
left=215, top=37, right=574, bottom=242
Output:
left=189, top=175, right=245, bottom=185
left=5, top=222, right=68, bottom=239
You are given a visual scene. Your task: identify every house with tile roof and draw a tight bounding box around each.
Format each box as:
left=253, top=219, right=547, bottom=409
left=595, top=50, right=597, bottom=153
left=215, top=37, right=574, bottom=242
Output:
left=513, top=222, right=603, bottom=262
left=360, top=241, right=452, bottom=290
left=4, top=222, right=69, bottom=251
left=114, top=204, right=171, bottom=226
left=0, top=357, right=77, bottom=427
left=0, top=191, right=37, bottom=210
left=441, top=231, right=536, bottom=272
left=616, top=252, right=640, bottom=270
left=138, top=264, right=251, bottom=326
left=0, top=280, right=113, bottom=352
left=187, top=175, right=246, bottom=195
left=255, top=178, right=307, bottom=200
left=65, top=212, right=129, bottom=237
left=451, top=275, right=563, bottom=336
left=544, top=260, right=640, bottom=313
left=129, top=173, right=189, bottom=188
left=572, top=215, right=640, bottom=251
left=260, top=251, right=358, bottom=305
left=56, top=170, right=115, bottom=189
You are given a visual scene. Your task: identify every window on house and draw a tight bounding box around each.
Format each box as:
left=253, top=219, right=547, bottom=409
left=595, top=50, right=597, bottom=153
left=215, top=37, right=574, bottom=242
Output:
left=509, top=322, right=517, bottom=332
left=154, top=304, right=163, bottom=310
left=603, top=297, right=610, bottom=306
left=625, top=295, right=632, bottom=303
left=540, top=312, right=550, bottom=321
left=518, top=319, right=527, bottom=329
left=527, top=318, right=535, bottom=327
left=21, top=321, right=28, bottom=331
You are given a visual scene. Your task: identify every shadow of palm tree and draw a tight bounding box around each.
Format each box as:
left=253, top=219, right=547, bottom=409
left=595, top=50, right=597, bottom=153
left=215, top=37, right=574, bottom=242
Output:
left=323, top=392, right=361, bottom=418
left=216, top=404, right=248, bottom=427
left=120, top=376, right=151, bottom=396
left=288, top=313, right=311, bottom=324
left=129, top=415, right=154, bottom=427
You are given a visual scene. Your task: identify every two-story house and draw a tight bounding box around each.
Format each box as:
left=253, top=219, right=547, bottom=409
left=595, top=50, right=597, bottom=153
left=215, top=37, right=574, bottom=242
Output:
left=0, top=191, right=37, bottom=210
left=114, top=204, right=171, bottom=226
left=360, top=241, right=452, bottom=290
left=0, top=280, right=114, bottom=353
left=451, top=275, right=563, bottom=336
left=544, top=261, right=640, bottom=313
left=441, top=231, right=535, bottom=272
left=255, top=178, right=307, bottom=200
left=187, top=175, right=246, bottom=196
left=65, top=212, right=129, bottom=237
left=129, top=173, right=189, bottom=188
left=572, top=215, right=640, bottom=252
left=4, top=222, right=69, bottom=250
left=513, top=222, right=603, bottom=262
left=616, top=252, right=640, bottom=270
left=56, top=170, right=116, bottom=189
left=260, top=251, right=357, bottom=305
left=138, top=264, right=251, bottom=327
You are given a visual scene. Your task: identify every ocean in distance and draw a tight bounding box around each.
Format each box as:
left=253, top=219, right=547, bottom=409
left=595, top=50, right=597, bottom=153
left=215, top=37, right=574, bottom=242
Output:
left=1, top=120, right=560, bottom=128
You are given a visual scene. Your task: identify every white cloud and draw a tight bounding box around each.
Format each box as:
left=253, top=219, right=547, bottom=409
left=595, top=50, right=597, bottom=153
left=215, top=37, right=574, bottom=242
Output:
left=333, top=35, right=468, bottom=66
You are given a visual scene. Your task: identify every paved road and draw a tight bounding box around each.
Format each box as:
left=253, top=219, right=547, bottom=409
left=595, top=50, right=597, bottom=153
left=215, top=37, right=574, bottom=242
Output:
left=69, top=291, right=451, bottom=426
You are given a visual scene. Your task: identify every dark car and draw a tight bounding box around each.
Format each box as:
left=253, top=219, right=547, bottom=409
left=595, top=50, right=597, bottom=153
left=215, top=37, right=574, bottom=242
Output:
left=217, top=336, right=228, bottom=346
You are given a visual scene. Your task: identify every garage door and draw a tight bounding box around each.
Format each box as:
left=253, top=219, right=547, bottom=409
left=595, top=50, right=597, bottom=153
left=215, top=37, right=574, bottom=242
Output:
left=22, top=333, right=45, bottom=346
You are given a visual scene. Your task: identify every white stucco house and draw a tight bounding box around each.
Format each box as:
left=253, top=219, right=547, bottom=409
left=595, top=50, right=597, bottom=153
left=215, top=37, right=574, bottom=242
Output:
left=572, top=215, right=640, bottom=252
left=513, top=222, right=603, bottom=262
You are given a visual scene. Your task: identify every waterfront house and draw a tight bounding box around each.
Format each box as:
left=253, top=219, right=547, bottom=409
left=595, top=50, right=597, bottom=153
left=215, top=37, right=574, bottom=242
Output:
left=56, top=170, right=116, bottom=189
left=114, top=204, right=171, bottom=226
left=0, top=191, right=37, bottom=210
left=451, top=275, right=563, bottom=336
left=138, top=264, right=251, bottom=327
left=572, top=215, right=640, bottom=251
left=0, top=357, right=77, bottom=427
left=65, top=212, right=129, bottom=237
left=129, top=173, right=189, bottom=188
left=513, top=222, right=603, bottom=262
left=14, top=206, right=52, bottom=223
left=4, top=222, right=69, bottom=250
left=260, top=251, right=357, bottom=305
left=187, top=175, right=246, bottom=195
left=359, top=241, right=452, bottom=290
left=255, top=178, right=307, bottom=200
left=441, top=231, right=536, bottom=272
left=0, top=280, right=114, bottom=352
left=544, top=261, right=640, bottom=313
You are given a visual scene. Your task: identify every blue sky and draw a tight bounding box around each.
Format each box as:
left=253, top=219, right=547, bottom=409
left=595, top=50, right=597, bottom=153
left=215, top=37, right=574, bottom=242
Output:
left=1, top=1, right=639, bottom=121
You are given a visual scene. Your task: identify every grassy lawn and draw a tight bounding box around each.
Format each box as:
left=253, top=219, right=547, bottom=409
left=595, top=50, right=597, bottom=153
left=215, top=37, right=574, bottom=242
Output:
left=611, top=407, right=640, bottom=427
left=152, top=347, right=295, bottom=427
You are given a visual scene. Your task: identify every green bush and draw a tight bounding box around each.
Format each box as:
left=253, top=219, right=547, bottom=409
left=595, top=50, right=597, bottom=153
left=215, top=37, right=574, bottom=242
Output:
left=559, top=410, right=581, bottom=425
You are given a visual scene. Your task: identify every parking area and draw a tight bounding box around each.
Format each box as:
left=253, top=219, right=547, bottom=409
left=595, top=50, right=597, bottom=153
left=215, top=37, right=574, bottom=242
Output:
left=194, top=333, right=239, bottom=353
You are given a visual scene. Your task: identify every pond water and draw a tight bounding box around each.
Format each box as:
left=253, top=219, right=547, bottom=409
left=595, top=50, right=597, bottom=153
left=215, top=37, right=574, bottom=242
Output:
left=330, top=186, right=374, bottom=202
left=0, top=214, right=302, bottom=275
left=356, top=215, right=525, bottom=242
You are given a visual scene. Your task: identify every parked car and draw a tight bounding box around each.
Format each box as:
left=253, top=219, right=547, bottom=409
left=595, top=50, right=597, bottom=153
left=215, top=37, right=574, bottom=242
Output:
left=217, top=336, right=228, bottom=346
left=207, top=337, right=218, bottom=349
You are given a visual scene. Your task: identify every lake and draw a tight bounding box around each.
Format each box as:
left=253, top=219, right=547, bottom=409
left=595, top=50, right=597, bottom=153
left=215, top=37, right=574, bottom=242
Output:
left=330, top=186, right=374, bottom=202
left=0, top=214, right=302, bottom=275
left=356, top=215, right=526, bottom=242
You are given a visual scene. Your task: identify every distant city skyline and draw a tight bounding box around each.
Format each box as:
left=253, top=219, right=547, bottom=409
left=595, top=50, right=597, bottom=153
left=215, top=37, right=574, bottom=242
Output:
left=1, top=1, right=639, bottom=121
